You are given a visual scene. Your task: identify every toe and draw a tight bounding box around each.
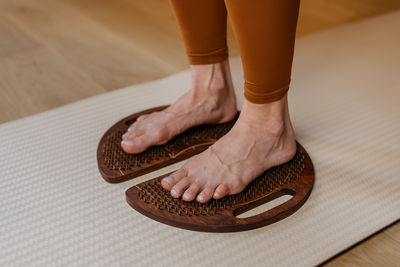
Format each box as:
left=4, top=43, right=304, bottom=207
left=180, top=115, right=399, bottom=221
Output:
left=122, top=132, right=129, bottom=139
left=197, top=184, right=217, bottom=203
left=122, top=125, right=144, bottom=142
left=123, top=128, right=169, bottom=154
left=121, top=135, right=149, bottom=154
left=213, top=184, right=229, bottom=199
left=136, top=114, right=148, bottom=122
left=182, top=183, right=201, bottom=201
left=127, top=122, right=139, bottom=133
left=124, top=126, right=166, bottom=152
left=160, top=176, right=175, bottom=190
left=170, top=177, right=192, bottom=198
left=228, top=178, right=246, bottom=195
left=161, top=168, right=187, bottom=190
left=121, top=139, right=144, bottom=154
left=124, top=126, right=145, bottom=140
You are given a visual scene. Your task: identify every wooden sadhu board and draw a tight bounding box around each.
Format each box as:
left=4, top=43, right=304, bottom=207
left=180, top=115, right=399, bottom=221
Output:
left=97, top=105, right=240, bottom=183
left=126, top=141, right=314, bottom=232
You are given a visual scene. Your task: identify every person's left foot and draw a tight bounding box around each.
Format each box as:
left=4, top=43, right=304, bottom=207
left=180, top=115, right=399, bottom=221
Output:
left=161, top=95, right=297, bottom=203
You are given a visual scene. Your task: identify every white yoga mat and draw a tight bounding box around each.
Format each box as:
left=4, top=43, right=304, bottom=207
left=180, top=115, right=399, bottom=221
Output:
left=1, top=10, right=399, bottom=267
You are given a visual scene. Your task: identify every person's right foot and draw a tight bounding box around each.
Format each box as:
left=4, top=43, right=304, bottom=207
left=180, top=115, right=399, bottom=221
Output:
left=121, top=58, right=238, bottom=154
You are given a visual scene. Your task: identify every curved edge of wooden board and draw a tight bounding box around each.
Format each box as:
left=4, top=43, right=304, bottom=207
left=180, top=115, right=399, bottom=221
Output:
left=97, top=105, right=240, bottom=183
left=125, top=142, right=315, bottom=233
left=97, top=105, right=170, bottom=183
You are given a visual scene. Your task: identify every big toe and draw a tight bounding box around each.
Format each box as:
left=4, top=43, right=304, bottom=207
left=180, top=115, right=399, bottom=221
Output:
left=213, top=184, right=229, bottom=199
left=197, top=185, right=217, bottom=203
left=122, top=128, right=171, bottom=154
left=120, top=136, right=149, bottom=154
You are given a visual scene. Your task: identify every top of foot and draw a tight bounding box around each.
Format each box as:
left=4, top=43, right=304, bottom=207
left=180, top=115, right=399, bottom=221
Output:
left=121, top=60, right=238, bottom=154
left=160, top=96, right=297, bottom=203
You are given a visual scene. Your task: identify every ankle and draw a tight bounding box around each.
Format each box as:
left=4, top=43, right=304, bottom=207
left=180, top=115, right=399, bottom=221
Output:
left=243, top=95, right=286, bottom=120
left=241, top=96, right=288, bottom=136
left=190, top=58, right=234, bottom=94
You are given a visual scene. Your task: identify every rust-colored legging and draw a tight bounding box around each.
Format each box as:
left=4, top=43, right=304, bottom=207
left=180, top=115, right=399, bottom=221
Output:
left=169, top=0, right=300, bottom=104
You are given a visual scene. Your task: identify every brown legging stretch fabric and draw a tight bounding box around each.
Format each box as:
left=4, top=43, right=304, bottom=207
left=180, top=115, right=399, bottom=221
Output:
left=169, top=0, right=301, bottom=104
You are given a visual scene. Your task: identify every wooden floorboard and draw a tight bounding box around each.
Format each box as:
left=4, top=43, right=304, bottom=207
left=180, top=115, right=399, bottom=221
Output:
left=0, top=0, right=399, bottom=265
left=324, top=221, right=400, bottom=266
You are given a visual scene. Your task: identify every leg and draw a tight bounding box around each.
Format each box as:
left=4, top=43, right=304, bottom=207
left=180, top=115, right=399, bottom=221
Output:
left=227, top=0, right=300, bottom=104
left=121, top=0, right=237, bottom=154
left=170, top=0, right=228, bottom=65
left=161, top=0, right=300, bottom=203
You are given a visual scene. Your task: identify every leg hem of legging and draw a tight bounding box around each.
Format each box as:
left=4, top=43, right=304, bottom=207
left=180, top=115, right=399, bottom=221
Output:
left=244, top=85, right=290, bottom=104
left=187, top=50, right=229, bottom=65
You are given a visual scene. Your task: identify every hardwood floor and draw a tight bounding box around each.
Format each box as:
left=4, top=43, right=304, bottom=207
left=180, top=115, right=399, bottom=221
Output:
left=323, top=221, right=400, bottom=266
left=0, top=0, right=399, bottom=265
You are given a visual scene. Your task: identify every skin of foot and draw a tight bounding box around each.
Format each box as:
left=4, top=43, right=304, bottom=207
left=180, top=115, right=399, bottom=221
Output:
left=160, top=94, right=297, bottom=203
left=121, top=58, right=238, bottom=154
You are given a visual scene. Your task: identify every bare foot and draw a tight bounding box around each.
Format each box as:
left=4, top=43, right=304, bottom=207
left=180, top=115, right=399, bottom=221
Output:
left=121, top=58, right=238, bottom=154
left=160, top=94, right=297, bottom=203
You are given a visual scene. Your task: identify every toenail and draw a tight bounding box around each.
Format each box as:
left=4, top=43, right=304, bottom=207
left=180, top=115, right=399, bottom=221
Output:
left=163, top=176, right=173, bottom=185
left=213, top=192, right=219, bottom=198
left=183, top=192, right=190, bottom=200
left=197, top=195, right=204, bottom=202
left=128, top=127, right=133, bottom=132
left=122, top=133, right=128, bottom=138
left=121, top=140, right=134, bottom=146
left=171, top=189, right=177, bottom=196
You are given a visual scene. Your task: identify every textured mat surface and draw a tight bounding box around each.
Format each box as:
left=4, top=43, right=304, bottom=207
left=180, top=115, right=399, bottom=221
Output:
left=1, top=11, right=400, bottom=267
